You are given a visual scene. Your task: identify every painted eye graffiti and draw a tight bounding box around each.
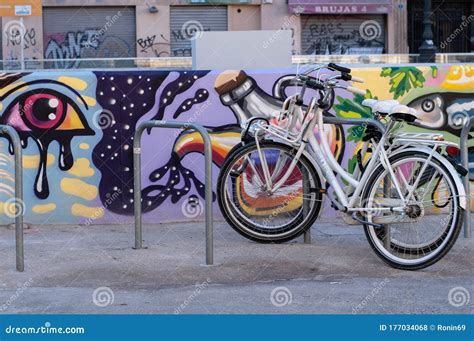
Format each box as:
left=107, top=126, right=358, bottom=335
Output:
left=22, top=93, right=64, bottom=130
left=421, top=99, right=435, bottom=112
left=1, top=88, right=94, bottom=199
left=4, top=90, right=87, bottom=134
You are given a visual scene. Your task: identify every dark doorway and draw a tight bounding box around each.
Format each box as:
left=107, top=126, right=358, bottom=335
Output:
left=408, top=0, right=473, bottom=53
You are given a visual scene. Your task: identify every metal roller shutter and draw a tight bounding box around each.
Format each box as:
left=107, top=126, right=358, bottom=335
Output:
left=43, top=7, right=136, bottom=68
left=170, top=6, right=227, bottom=57
left=301, top=15, right=385, bottom=55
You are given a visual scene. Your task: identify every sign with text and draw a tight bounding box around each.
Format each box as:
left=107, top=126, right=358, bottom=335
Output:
left=0, top=0, right=42, bottom=17
left=288, top=0, right=392, bottom=14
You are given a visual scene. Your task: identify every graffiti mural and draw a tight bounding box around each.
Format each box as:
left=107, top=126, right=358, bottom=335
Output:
left=302, top=17, right=385, bottom=55
left=44, top=31, right=133, bottom=69
left=0, top=64, right=473, bottom=224
left=0, top=71, right=102, bottom=222
left=136, top=34, right=171, bottom=57
left=3, top=19, right=42, bottom=66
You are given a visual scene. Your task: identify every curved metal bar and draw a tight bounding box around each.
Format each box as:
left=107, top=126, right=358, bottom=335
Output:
left=323, top=116, right=386, bottom=134
left=133, top=120, right=213, bottom=265
left=460, top=117, right=473, bottom=239
left=0, top=125, right=24, bottom=271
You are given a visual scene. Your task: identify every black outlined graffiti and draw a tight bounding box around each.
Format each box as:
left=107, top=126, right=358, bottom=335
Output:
left=44, top=30, right=101, bottom=68
left=136, top=34, right=170, bottom=57
left=0, top=76, right=95, bottom=199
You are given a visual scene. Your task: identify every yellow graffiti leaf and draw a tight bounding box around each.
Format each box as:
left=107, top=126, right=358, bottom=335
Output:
left=340, top=110, right=361, bottom=118
left=58, top=76, right=88, bottom=91
left=0, top=82, right=25, bottom=97
left=67, top=158, right=95, bottom=177
left=23, top=154, right=55, bottom=169
left=32, top=203, right=56, bottom=214
left=71, top=203, right=104, bottom=218
left=60, top=178, right=98, bottom=200
left=79, top=143, right=90, bottom=150
left=81, top=95, right=96, bottom=107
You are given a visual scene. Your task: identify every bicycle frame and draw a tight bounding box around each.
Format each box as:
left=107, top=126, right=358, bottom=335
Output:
left=254, top=102, right=462, bottom=214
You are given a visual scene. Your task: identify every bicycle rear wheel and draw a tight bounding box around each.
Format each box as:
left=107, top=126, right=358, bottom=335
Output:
left=217, top=141, right=323, bottom=243
left=362, top=151, right=463, bottom=270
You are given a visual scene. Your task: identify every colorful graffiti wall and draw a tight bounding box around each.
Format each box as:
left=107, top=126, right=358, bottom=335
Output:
left=0, top=64, right=472, bottom=225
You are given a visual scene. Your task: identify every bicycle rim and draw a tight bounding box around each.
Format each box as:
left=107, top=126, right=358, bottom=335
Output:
left=220, top=143, right=322, bottom=238
left=364, top=154, right=460, bottom=266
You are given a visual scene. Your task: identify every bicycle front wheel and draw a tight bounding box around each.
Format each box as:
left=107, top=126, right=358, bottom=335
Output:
left=217, top=141, right=323, bottom=243
left=362, top=151, right=463, bottom=270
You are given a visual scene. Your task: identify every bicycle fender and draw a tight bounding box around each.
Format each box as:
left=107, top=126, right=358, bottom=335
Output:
left=391, top=146, right=467, bottom=210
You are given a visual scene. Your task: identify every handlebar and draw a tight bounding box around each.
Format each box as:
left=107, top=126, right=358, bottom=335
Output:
left=293, top=63, right=367, bottom=100
left=328, top=63, right=351, bottom=74
left=305, top=78, right=324, bottom=90
left=350, top=76, right=364, bottom=83
left=346, top=86, right=366, bottom=96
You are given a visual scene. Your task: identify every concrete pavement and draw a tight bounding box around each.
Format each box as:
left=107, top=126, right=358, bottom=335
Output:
left=0, top=219, right=472, bottom=314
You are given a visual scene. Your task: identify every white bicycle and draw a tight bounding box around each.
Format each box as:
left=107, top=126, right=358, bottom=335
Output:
left=217, top=63, right=467, bottom=270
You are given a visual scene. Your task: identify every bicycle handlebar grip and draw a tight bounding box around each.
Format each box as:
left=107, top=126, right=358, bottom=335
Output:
left=328, top=63, right=351, bottom=74
left=341, top=72, right=352, bottom=81
left=350, top=76, right=364, bottom=83
left=306, top=78, right=324, bottom=90
left=347, top=86, right=366, bottom=96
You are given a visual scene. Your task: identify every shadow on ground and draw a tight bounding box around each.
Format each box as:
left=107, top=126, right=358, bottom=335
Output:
left=0, top=220, right=472, bottom=314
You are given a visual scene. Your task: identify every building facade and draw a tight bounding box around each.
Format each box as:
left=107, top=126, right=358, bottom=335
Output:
left=2, top=0, right=469, bottom=67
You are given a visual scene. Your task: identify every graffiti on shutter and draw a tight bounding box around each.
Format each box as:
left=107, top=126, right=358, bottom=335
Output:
left=301, top=15, right=385, bottom=55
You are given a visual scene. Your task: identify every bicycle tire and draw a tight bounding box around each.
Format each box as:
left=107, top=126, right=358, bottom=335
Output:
left=361, top=151, right=463, bottom=270
left=217, top=140, right=323, bottom=243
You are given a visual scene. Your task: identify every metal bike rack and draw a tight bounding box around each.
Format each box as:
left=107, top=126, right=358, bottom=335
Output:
left=0, top=125, right=24, bottom=272
left=133, top=120, right=214, bottom=265
left=460, top=117, right=473, bottom=239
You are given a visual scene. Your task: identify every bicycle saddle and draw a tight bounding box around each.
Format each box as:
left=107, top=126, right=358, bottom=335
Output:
left=362, top=99, right=418, bottom=122
left=362, top=99, right=399, bottom=115
left=388, top=104, right=418, bottom=122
